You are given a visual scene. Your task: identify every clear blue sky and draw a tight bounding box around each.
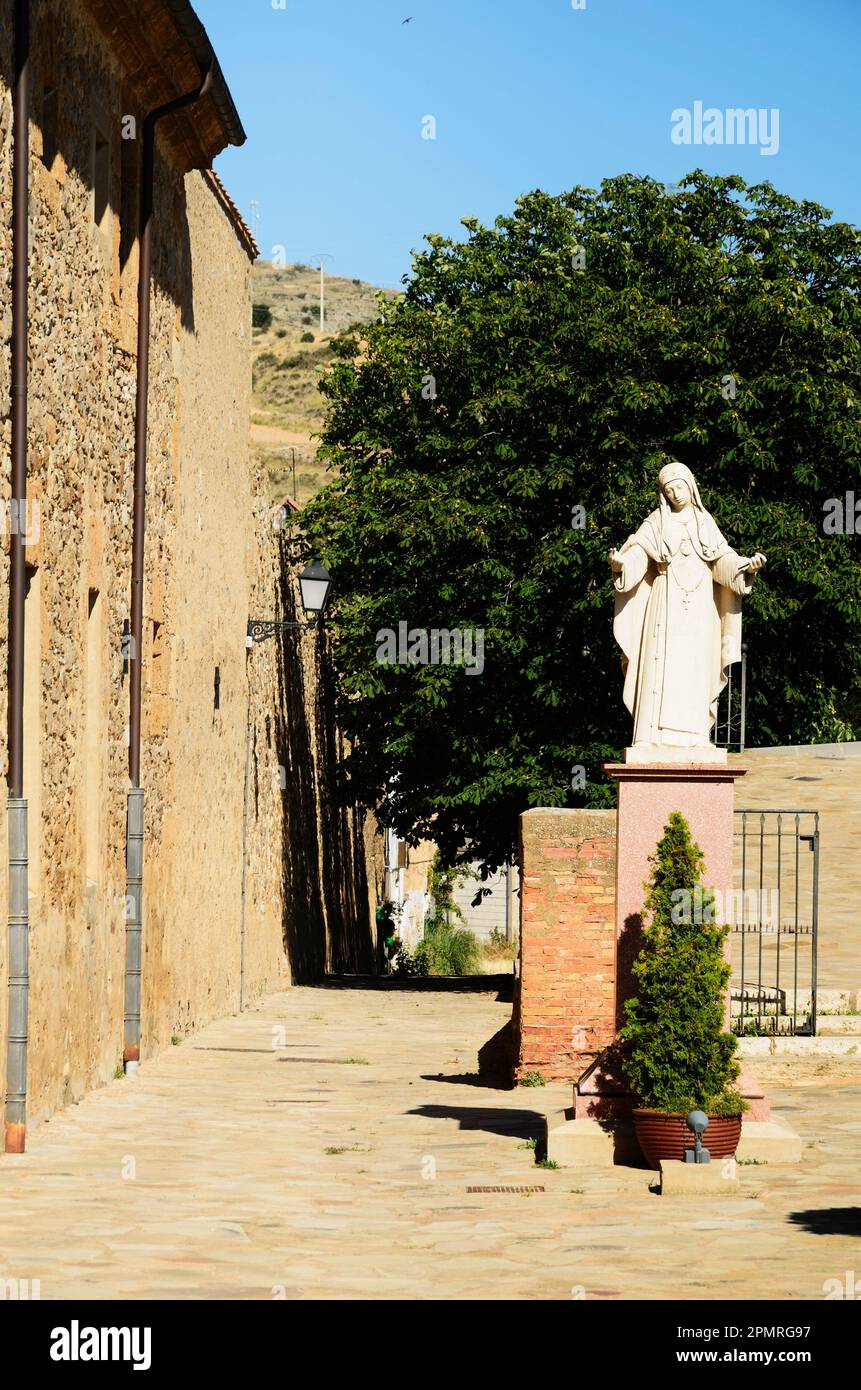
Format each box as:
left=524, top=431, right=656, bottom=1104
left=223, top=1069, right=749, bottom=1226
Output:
left=197, top=0, right=861, bottom=289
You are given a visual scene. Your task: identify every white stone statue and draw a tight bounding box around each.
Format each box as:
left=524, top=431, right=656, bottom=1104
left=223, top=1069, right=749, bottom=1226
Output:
left=609, top=462, right=765, bottom=759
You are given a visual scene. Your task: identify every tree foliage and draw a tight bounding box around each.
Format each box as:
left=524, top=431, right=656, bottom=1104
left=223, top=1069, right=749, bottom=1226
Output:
left=620, top=813, right=742, bottom=1115
left=304, top=172, right=861, bottom=871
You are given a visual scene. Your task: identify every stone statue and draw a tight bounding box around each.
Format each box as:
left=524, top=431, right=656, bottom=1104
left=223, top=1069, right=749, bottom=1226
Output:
left=608, top=462, right=765, bottom=757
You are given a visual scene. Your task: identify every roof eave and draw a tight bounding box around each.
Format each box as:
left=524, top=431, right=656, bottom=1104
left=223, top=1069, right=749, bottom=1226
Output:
left=82, top=0, right=246, bottom=171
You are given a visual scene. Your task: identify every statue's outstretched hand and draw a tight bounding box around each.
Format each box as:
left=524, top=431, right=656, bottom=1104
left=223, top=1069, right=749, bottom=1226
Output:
left=608, top=548, right=624, bottom=575
left=744, top=552, right=767, bottom=574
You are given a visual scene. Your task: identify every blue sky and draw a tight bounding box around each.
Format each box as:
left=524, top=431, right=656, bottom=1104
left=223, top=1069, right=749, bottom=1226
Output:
left=197, top=0, right=861, bottom=289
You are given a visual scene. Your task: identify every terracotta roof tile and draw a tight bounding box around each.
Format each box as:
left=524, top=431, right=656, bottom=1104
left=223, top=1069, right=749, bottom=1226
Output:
left=204, top=169, right=259, bottom=262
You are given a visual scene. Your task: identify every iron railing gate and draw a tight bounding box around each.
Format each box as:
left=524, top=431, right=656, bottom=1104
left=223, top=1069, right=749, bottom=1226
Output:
left=730, top=809, right=820, bottom=1036
left=714, top=644, right=748, bottom=752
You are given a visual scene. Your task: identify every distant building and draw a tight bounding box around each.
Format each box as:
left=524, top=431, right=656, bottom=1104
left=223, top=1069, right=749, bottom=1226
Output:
left=452, top=862, right=519, bottom=944
left=384, top=829, right=433, bottom=947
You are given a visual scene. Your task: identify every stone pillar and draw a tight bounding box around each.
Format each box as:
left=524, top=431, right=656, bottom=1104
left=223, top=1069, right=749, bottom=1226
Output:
left=514, top=808, right=616, bottom=1083
left=605, top=761, right=748, bottom=1031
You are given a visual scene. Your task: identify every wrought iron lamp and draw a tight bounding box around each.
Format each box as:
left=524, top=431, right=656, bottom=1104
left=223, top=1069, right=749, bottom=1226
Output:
left=246, top=559, right=332, bottom=647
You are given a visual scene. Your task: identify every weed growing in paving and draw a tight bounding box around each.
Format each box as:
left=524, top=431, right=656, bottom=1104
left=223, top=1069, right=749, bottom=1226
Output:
left=520, top=1071, right=547, bottom=1087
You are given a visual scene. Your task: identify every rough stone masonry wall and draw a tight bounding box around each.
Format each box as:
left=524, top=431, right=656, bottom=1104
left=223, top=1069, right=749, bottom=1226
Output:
left=272, top=536, right=380, bottom=981
left=514, top=808, right=617, bottom=1083
left=0, top=0, right=287, bottom=1129
left=139, top=166, right=289, bottom=1053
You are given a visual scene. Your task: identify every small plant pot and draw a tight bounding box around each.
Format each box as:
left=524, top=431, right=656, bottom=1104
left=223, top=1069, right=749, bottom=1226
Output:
left=632, top=1108, right=743, bottom=1169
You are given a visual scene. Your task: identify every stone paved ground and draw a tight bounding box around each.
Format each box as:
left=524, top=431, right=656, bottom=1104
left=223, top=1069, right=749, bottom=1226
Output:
left=1, top=983, right=858, bottom=1301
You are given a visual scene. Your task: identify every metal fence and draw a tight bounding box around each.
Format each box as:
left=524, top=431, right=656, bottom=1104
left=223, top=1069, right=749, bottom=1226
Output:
left=730, top=809, right=820, bottom=1036
left=714, top=643, right=748, bottom=752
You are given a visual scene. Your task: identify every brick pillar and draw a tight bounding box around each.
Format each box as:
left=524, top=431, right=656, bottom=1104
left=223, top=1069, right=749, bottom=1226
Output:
left=513, top=808, right=617, bottom=1083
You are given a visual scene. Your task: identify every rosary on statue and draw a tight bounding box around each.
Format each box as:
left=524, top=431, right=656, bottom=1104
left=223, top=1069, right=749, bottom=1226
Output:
left=669, top=553, right=707, bottom=612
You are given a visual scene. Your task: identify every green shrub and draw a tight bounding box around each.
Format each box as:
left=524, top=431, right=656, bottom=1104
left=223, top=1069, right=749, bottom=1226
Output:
left=413, top=919, right=482, bottom=976
left=392, top=945, right=420, bottom=976
left=484, top=927, right=515, bottom=959
left=620, top=812, right=745, bottom=1116
left=252, top=302, right=272, bottom=330
left=520, top=1070, right=546, bottom=1087
left=300, top=330, right=315, bottom=342
left=410, top=853, right=478, bottom=974
left=427, top=852, right=469, bottom=924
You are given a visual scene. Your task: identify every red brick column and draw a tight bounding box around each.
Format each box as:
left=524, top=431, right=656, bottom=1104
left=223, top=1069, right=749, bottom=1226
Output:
left=513, top=808, right=617, bottom=1083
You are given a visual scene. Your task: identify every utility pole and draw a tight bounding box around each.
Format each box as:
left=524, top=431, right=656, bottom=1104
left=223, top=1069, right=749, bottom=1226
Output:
left=313, top=253, right=333, bottom=334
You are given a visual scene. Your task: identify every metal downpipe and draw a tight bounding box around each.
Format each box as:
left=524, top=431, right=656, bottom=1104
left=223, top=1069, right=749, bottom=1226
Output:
left=5, top=802, right=29, bottom=1150
left=123, top=65, right=214, bottom=1072
left=5, top=0, right=31, bottom=1155
left=123, top=790, right=144, bottom=1072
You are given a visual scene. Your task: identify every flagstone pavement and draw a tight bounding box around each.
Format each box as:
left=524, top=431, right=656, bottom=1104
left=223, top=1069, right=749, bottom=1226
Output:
left=1, top=981, right=858, bottom=1301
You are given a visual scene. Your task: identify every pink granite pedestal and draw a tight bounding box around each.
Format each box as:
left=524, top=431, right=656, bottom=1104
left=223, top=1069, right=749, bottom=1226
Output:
left=573, top=757, right=771, bottom=1125
left=607, top=759, right=747, bottom=1033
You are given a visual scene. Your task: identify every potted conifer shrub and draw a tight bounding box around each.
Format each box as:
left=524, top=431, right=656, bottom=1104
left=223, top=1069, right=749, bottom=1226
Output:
left=620, top=811, right=746, bottom=1168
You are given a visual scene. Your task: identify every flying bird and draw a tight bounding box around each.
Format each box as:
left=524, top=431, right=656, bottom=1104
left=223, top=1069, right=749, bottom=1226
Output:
left=403, top=16, right=414, bottom=23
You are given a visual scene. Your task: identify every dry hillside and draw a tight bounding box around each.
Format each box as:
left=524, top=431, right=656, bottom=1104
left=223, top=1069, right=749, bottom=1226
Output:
left=251, top=261, right=397, bottom=504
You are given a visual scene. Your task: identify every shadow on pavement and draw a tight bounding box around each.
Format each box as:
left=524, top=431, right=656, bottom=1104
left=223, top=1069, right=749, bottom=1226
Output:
left=314, top=973, right=515, bottom=1002
left=788, top=1207, right=861, bottom=1236
left=408, top=1103, right=544, bottom=1140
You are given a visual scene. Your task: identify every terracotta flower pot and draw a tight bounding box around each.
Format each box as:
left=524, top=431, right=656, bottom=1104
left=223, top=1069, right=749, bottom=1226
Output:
left=632, top=1108, right=743, bottom=1169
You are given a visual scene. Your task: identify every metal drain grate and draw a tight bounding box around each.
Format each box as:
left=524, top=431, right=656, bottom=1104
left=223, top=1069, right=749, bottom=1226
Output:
left=467, top=1185, right=545, bottom=1194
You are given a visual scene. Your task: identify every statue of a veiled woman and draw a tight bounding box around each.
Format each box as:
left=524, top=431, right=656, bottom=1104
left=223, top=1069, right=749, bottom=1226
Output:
left=609, top=462, right=766, bottom=757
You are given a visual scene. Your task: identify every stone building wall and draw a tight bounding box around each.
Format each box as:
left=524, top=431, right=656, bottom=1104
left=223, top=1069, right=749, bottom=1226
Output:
left=0, top=0, right=291, bottom=1129
left=271, top=530, right=381, bottom=981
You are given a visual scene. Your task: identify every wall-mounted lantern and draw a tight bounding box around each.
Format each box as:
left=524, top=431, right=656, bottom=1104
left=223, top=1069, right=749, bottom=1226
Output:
left=246, top=559, right=332, bottom=647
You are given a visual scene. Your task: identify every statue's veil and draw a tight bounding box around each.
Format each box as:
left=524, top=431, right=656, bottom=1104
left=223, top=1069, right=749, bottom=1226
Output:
left=654, top=461, right=726, bottom=562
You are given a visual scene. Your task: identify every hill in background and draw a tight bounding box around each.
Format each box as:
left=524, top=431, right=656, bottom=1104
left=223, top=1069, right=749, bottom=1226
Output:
left=251, top=261, right=397, bottom=504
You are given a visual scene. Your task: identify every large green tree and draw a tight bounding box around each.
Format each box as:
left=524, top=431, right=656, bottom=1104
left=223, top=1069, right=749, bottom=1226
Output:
left=304, top=172, right=861, bottom=873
